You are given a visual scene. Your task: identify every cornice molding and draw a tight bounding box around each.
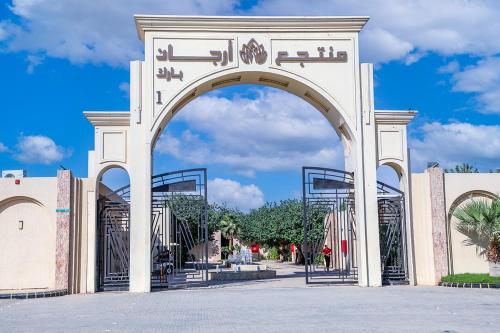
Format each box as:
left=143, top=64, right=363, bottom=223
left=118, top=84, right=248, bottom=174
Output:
left=134, top=15, right=370, bottom=41
left=374, top=110, right=417, bottom=125
left=84, top=112, right=130, bottom=127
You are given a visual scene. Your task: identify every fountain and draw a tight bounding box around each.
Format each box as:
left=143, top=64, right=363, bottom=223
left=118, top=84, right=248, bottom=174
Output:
left=210, top=246, right=276, bottom=281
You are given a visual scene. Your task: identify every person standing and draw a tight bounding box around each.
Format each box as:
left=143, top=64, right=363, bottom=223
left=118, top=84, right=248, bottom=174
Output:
left=322, top=245, right=332, bottom=271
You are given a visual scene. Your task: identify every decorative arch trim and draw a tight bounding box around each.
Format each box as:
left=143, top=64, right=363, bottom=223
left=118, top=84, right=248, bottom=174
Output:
left=150, top=69, right=357, bottom=148
left=446, top=190, right=498, bottom=275
left=0, top=196, right=45, bottom=210
left=447, top=190, right=498, bottom=217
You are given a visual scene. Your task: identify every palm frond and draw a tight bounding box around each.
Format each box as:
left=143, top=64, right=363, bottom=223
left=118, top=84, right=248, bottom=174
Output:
left=453, top=198, right=500, bottom=262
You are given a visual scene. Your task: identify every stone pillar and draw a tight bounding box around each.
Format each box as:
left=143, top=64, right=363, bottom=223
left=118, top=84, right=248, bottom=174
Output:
left=86, top=187, right=97, bottom=293
left=428, top=167, right=449, bottom=284
left=129, top=59, right=151, bottom=292
left=403, top=149, right=417, bottom=285
left=55, top=170, right=72, bottom=291
left=357, top=63, right=382, bottom=287
left=85, top=151, right=97, bottom=293
left=128, top=141, right=152, bottom=292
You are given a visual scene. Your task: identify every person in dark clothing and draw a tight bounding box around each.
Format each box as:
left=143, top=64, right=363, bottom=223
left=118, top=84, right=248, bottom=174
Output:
left=322, top=245, right=332, bottom=271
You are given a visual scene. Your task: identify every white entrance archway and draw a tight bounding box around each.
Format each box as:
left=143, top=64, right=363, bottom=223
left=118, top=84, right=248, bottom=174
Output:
left=85, top=15, right=416, bottom=292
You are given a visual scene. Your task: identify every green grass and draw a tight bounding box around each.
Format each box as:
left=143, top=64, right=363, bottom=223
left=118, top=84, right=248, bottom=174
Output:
left=441, top=273, right=500, bottom=284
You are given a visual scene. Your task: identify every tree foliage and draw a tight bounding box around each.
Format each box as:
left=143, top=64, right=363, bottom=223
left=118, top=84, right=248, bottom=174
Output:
left=445, top=163, right=479, bottom=173
left=219, top=212, right=241, bottom=247
left=453, top=198, right=500, bottom=263
left=237, top=199, right=327, bottom=263
left=162, top=195, right=329, bottom=264
left=162, top=194, right=235, bottom=243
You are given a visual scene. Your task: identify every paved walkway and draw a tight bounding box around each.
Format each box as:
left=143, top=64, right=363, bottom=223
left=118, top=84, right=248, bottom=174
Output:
left=1, top=263, right=499, bottom=332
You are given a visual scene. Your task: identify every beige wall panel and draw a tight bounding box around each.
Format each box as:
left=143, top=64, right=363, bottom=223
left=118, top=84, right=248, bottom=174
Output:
left=411, top=173, right=436, bottom=285
left=0, top=197, right=55, bottom=290
left=101, top=131, right=127, bottom=163
left=445, top=173, right=500, bottom=275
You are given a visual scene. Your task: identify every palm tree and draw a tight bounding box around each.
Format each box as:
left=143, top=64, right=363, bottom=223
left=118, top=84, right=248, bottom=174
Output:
left=453, top=198, right=500, bottom=276
left=445, top=163, right=479, bottom=173
left=220, top=213, right=241, bottom=248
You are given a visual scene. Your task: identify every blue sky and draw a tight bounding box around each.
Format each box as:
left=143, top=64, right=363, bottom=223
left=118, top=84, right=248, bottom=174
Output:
left=0, top=1, right=499, bottom=210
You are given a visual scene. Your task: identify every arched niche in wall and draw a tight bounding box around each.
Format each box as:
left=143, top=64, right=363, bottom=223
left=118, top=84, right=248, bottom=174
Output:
left=95, top=166, right=131, bottom=291
left=0, top=197, right=54, bottom=290
left=446, top=191, right=498, bottom=275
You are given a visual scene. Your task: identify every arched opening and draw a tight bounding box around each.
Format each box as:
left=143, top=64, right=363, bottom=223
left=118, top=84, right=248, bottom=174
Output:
left=150, top=70, right=356, bottom=156
left=447, top=191, right=498, bottom=275
left=376, top=164, right=408, bottom=284
left=151, top=82, right=351, bottom=287
left=0, top=197, right=53, bottom=290
left=96, top=166, right=131, bottom=291
left=377, top=164, right=401, bottom=189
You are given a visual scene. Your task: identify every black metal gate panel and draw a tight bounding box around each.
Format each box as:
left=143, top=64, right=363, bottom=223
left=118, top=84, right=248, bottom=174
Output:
left=97, top=185, right=130, bottom=291
left=303, top=167, right=357, bottom=285
left=151, top=168, right=208, bottom=289
left=377, top=181, right=408, bottom=285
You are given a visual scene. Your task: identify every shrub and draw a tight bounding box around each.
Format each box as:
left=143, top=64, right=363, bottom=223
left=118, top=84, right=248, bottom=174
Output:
left=268, top=247, right=280, bottom=260
left=315, top=253, right=325, bottom=266
left=441, top=273, right=500, bottom=284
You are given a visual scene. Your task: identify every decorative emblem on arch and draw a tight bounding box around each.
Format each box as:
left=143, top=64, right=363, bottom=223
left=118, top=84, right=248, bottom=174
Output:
left=240, top=39, right=267, bottom=65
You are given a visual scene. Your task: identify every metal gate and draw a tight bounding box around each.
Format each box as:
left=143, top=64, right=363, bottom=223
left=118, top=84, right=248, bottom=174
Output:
left=97, top=185, right=130, bottom=291
left=303, top=167, right=357, bottom=285
left=377, top=181, right=408, bottom=285
left=151, top=168, right=208, bottom=289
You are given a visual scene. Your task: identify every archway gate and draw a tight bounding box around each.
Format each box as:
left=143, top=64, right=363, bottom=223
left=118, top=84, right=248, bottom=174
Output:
left=151, top=168, right=209, bottom=289
left=85, top=15, right=416, bottom=292
left=97, top=169, right=209, bottom=291
left=97, top=185, right=131, bottom=291
left=302, top=167, right=409, bottom=285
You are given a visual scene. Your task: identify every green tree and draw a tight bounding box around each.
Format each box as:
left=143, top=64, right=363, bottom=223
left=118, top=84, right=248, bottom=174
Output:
left=163, top=194, right=221, bottom=243
left=237, top=199, right=327, bottom=264
left=220, top=213, right=241, bottom=248
left=453, top=198, right=500, bottom=264
left=445, top=163, right=479, bottom=173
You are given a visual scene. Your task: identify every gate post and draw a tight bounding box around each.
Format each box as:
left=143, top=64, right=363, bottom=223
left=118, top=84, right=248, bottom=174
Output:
left=128, top=141, right=152, bottom=293
left=355, top=63, right=382, bottom=287
left=129, top=60, right=152, bottom=293
left=403, top=154, right=417, bottom=286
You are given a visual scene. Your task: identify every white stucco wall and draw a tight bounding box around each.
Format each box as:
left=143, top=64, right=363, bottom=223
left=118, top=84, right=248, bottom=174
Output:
left=410, top=172, right=436, bottom=285
left=0, top=177, right=58, bottom=290
left=411, top=170, right=500, bottom=285
left=444, top=173, right=500, bottom=275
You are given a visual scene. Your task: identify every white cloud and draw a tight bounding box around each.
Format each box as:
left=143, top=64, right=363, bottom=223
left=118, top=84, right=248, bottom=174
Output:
left=3, top=0, right=500, bottom=118
left=1, top=0, right=238, bottom=67
left=0, top=142, right=8, bottom=152
left=14, top=135, right=71, bottom=164
left=0, top=22, right=8, bottom=41
left=119, top=82, right=130, bottom=97
left=208, top=178, right=264, bottom=211
left=26, top=54, right=43, bottom=74
left=155, top=88, right=343, bottom=174
left=438, top=60, right=460, bottom=74
left=449, top=57, right=500, bottom=114
left=410, top=122, right=500, bottom=171
left=249, top=0, right=500, bottom=64
left=361, top=28, right=413, bottom=65
left=2, top=0, right=500, bottom=67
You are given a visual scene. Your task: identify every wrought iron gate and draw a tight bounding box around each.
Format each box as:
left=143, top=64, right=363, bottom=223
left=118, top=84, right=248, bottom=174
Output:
left=151, top=168, right=208, bottom=289
left=377, top=181, right=408, bottom=285
left=303, top=167, right=357, bottom=284
left=97, top=185, right=130, bottom=291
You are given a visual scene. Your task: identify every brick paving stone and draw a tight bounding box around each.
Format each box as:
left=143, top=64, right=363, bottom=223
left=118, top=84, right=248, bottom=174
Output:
left=0, top=262, right=499, bottom=332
